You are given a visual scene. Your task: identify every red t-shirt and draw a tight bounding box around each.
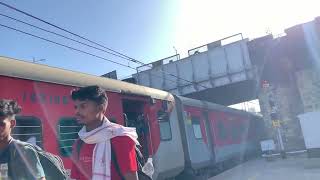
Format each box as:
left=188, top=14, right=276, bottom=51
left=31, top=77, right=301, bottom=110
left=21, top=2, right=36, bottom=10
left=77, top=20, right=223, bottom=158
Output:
left=70, top=136, right=137, bottom=180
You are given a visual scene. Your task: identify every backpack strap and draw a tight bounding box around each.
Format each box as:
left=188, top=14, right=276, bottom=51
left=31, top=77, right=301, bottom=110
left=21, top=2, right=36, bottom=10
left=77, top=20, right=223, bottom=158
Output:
left=111, top=143, right=125, bottom=180
left=135, top=145, right=145, bottom=169
left=76, top=139, right=84, bottom=159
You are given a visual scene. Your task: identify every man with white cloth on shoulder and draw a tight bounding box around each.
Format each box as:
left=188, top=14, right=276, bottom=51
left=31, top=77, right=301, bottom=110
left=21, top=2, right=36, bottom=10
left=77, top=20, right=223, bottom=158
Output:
left=70, top=85, right=139, bottom=180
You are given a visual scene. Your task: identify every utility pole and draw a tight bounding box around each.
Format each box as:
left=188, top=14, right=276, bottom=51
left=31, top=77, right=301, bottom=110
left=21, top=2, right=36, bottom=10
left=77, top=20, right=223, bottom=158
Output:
left=263, top=80, right=286, bottom=158
left=173, top=46, right=178, bottom=56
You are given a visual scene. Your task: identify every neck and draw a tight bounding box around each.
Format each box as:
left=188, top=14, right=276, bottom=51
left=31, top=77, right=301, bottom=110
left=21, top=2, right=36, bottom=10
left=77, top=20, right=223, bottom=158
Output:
left=86, top=115, right=105, bottom=132
left=0, top=135, right=12, bottom=149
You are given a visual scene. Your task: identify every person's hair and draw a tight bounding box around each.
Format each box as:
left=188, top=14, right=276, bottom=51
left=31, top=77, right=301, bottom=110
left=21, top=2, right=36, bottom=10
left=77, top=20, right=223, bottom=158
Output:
left=0, top=99, right=22, bottom=118
left=71, top=85, right=108, bottom=106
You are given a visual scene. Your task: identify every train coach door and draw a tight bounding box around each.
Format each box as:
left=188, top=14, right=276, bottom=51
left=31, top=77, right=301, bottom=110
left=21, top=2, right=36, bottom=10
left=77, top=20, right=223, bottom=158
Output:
left=122, top=98, right=152, bottom=158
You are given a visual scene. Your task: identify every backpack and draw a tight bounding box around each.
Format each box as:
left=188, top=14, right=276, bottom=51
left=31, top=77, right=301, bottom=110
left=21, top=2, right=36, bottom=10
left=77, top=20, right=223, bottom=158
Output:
left=77, top=139, right=152, bottom=180
left=9, top=140, right=68, bottom=180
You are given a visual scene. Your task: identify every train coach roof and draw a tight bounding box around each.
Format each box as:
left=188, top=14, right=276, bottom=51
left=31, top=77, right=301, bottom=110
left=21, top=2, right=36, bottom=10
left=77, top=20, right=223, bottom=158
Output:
left=0, top=56, right=174, bottom=101
left=177, top=95, right=262, bottom=118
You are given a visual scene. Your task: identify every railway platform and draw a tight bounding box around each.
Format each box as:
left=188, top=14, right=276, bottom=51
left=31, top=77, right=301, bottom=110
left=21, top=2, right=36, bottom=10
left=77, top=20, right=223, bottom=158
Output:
left=209, top=154, right=320, bottom=180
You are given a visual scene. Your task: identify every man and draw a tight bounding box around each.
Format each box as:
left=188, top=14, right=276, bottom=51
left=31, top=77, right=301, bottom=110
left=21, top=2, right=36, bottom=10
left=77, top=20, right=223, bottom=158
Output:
left=0, top=99, right=45, bottom=180
left=70, top=85, right=139, bottom=180
left=135, top=114, right=149, bottom=158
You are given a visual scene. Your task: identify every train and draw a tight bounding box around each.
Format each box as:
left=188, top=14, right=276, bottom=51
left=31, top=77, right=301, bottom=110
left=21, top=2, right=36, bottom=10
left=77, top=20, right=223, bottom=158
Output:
left=0, top=56, right=264, bottom=180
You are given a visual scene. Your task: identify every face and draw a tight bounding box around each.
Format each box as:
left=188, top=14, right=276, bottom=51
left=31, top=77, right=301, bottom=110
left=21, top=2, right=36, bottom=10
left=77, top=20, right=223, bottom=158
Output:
left=0, top=116, right=15, bottom=141
left=74, top=99, right=105, bottom=125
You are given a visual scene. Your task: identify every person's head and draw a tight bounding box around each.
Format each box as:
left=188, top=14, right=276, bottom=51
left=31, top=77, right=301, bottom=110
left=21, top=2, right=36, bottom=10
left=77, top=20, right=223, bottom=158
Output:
left=71, top=85, right=108, bottom=125
left=137, top=114, right=145, bottom=123
left=0, top=99, right=21, bottom=141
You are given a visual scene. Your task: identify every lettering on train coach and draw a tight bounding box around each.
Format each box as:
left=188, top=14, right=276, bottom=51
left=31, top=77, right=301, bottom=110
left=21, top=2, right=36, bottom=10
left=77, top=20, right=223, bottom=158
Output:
left=22, top=92, right=69, bottom=105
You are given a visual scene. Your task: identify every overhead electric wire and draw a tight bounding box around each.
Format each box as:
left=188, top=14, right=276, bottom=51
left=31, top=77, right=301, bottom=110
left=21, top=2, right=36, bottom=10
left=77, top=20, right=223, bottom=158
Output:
left=0, top=1, right=210, bottom=89
left=0, top=1, right=139, bottom=63
left=0, top=13, right=134, bottom=62
left=0, top=23, right=182, bottom=85
left=0, top=23, right=133, bottom=68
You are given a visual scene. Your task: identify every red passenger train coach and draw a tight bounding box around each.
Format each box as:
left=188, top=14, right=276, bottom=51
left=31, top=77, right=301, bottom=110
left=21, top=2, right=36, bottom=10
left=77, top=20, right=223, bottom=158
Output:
left=0, top=57, right=264, bottom=180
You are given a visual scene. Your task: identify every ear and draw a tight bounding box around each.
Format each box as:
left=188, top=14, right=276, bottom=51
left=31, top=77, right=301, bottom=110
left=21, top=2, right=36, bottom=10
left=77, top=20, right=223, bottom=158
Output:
left=104, top=101, right=108, bottom=110
left=10, top=119, right=16, bottom=129
left=101, top=103, right=107, bottom=113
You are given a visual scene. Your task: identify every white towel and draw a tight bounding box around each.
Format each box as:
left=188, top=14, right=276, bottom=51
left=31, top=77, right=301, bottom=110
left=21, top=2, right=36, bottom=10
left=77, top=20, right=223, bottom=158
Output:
left=78, top=117, right=138, bottom=180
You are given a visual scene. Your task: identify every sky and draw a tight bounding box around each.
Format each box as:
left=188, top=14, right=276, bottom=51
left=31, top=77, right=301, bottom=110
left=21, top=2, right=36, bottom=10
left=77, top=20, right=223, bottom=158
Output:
left=0, top=0, right=319, bottom=80
left=0, top=0, right=179, bottom=78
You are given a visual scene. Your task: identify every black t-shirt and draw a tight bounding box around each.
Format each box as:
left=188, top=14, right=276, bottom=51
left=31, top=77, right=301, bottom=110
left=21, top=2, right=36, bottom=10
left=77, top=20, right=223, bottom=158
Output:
left=0, top=139, right=12, bottom=179
left=0, top=139, right=13, bottom=162
left=0, top=145, right=10, bottom=163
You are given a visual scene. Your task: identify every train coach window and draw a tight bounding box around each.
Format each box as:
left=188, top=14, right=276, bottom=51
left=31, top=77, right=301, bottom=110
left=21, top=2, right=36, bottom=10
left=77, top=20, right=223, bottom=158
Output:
left=231, top=124, right=241, bottom=140
left=158, top=111, right=172, bottom=141
left=232, top=123, right=247, bottom=141
left=217, top=120, right=228, bottom=140
left=58, top=118, right=82, bottom=157
left=191, top=117, right=203, bottom=139
left=12, top=116, right=43, bottom=147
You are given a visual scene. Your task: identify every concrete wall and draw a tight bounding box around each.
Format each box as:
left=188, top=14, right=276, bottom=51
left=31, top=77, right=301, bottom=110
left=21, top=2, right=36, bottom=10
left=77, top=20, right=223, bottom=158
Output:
left=295, top=69, right=320, bottom=112
left=256, top=17, right=320, bottom=151
left=258, top=83, right=305, bottom=151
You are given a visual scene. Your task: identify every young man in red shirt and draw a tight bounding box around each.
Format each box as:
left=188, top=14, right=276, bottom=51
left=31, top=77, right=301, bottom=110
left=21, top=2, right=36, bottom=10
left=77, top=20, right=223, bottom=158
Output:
left=70, top=86, right=139, bottom=180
